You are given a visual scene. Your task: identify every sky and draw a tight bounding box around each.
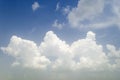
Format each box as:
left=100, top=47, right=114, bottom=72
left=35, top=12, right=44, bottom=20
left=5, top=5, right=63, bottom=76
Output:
left=0, top=0, right=120, bottom=80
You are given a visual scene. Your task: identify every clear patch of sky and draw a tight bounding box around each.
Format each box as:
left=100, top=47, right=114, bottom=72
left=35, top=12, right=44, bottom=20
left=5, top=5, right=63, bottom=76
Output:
left=0, top=0, right=78, bottom=46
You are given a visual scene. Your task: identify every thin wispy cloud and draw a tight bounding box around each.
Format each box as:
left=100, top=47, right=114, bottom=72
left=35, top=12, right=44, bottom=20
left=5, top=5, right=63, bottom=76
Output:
left=32, top=1, right=40, bottom=11
left=56, top=2, right=60, bottom=11
left=67, top=0, right=120, bottom=29
left=52, top=19, right=64, bottom=29
left=62, top=5, right=70, bottom=15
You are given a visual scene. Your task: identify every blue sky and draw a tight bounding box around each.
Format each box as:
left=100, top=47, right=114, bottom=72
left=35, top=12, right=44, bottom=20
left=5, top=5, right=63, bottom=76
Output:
left=0, top=0, right=120, bottom=46
left=0, top=0, right=79, bottom=44
left=0, top=0, right=120, bottom=80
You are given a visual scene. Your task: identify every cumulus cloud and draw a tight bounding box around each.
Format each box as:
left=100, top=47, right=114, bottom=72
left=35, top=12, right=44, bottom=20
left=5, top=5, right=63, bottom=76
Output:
left=1, top=36, right=50, bottom=69
left=52, top=19, right=64, bottom=29
left=70, top=31, right=108, bottom=70
left=67, top=0, right=120, bottom=29
left=1, top=31, right=120, bottom=71
left=39, top=31, right=74, bottom=70
left=32, top=2, right=40, bottom=11
left=107, top=44, right=120, bottom=69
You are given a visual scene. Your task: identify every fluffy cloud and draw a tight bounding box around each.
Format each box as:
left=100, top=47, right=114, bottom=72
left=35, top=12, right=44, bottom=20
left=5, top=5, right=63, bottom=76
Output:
left=39, top=31, right=74, bottom=70
left=107, top=44, right=120, bottom=69
left=1, top=36, right=50, bottom=69
left=70, top=31, right=108, bottom=70
left=67, top=0, right=120, bottom=29
left=1, top=31, right=120, bottom=71
left=32, top=2, right=40, bottom=11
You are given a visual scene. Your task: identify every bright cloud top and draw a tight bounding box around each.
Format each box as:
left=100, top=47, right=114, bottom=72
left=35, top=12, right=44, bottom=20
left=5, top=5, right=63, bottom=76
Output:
left=67, top=0, right=120, bottom=29
left=1, top=31, right=120, bottom=70
left=32, top=2, right=40, bottom=11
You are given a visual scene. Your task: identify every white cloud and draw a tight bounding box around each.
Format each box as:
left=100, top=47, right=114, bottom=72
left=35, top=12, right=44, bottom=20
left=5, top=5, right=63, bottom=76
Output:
left=70, top=31, right=108, bottom=70
left=52, top=19, right=64, bottom=29
left=107, top=44, right=120, bottom=69
left=1, top=31, right=120, bottom=71
left=32, top=2, right=40, bottom=11
left=39, top=31, right=74, bottom=70
left=68, top=0, right=104, bottom=27
left=67, top=0, right=120, bottom=29
left=56, top=2, right=60, bottom=11
left=107, top=44, right=120, bottom=58
left=1, top=36, right=50, bottom=69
